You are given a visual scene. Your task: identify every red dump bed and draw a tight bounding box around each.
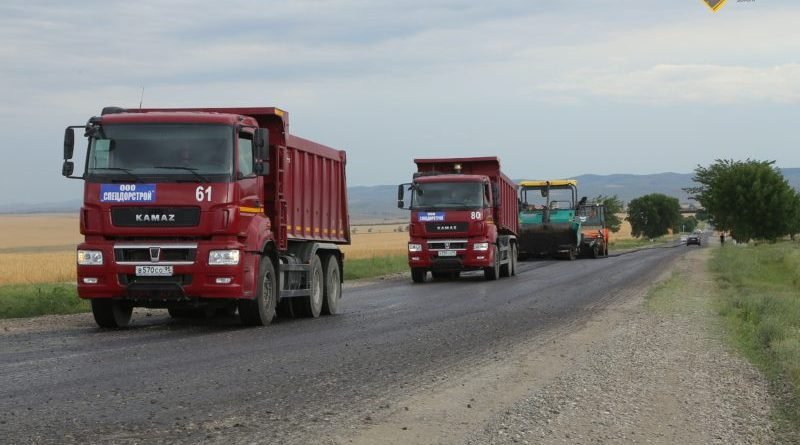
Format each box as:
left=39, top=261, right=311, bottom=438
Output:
left=282, top=134, right=349, bottom=244
left=414, top=157, right=519, bottom=236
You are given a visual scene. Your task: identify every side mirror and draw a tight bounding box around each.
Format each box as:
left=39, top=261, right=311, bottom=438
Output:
left=254, top=128, right=269, bottom=160
left=492, top=183, right=500, bottom=208
left=64, top=127, right=75, bottom=160
left=397, top=183, right=412, bottom=209
left=397, top=184, right=404, bottom=208
left=62, top=161, right=74, bottom=177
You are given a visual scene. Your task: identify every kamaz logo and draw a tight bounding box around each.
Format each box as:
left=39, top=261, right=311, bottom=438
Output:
left=436, top=225, right=457, bottom=231
left=135, top=214, right=176, bottom=222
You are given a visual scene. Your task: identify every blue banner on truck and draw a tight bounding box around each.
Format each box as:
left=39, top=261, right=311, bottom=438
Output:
left=100, top=184, right=156, bottom=203
left=418, top=212, right=445, bottom=222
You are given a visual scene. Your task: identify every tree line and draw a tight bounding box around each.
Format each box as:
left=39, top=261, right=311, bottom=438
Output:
left=622, top=159, right=800, bottom=242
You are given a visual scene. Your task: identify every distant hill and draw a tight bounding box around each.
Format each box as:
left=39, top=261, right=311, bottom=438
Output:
left=346, top=173, right=697, bottom=222
left=4, top=169, right=799, bottom=223
left=0, top=199, right=83, bottom=215
left=348, top=169, right=800, bottom=222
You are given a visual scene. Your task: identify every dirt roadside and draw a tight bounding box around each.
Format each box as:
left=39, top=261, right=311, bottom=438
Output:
left=340, top=248, right=775, bottom=445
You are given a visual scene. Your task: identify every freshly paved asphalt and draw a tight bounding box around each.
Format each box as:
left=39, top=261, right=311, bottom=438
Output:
left=0, top=242, right=694, bottom=444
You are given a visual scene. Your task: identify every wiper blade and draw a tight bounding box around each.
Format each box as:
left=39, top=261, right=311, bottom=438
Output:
left=90, top=167, right=142, bottom=182
left=153, top=166, right=210, bottom=183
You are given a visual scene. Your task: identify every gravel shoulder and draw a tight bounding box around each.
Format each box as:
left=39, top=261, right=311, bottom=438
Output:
left=464, top=247, right=774, bottom=445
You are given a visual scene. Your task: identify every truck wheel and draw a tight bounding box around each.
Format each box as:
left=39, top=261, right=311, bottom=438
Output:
left=292, top=254, right=324, bottom=318
left=411, top=268, right=427, bottom=283
left=484, top=245, right=499, bottom=281
left=510, top=244, right=518, bottom=276
left=91, top=299, right=132, bottom=328
left=592, top=244, right=600, bottom=259
left=321, top=255, right=341, bottom=316
left=239, top=256, right=277, bottom=326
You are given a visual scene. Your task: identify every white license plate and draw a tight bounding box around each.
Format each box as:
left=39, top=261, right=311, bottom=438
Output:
left=438, top=250, right=457, bottom=257
left=135, top=265, right=173, bottom=276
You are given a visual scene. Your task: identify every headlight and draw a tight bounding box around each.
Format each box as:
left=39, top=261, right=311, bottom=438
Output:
left=473, top=242, right=489, bottom=251
left=408, top=243, right=423, bottom=252
left=77, top=250, right=103, bottom=265
left=209, top=250, right=240, bottom=265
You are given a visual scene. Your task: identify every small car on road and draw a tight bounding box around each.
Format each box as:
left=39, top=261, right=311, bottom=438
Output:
left=686, top=234, right=701, bottom=246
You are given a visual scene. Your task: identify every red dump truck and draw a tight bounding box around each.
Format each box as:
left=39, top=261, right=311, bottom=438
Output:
left=397, top=157, right=519, bottom=282
left=62, top=106, right=350, bottom=328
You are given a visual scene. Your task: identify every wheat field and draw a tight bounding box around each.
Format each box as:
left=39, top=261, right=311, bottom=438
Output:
left=0, top=214, right=409, bottom=285
left=0, top=214, right=82, bottom=250
left=0, top=212, right=634, bottom=285
left=611, top=217, right=635, bottom=241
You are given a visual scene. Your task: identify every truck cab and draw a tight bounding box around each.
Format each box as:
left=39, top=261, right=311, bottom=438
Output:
left=398, top=157, right=518, bottom=283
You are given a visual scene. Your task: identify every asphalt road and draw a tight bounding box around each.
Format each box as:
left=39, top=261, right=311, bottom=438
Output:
left=0, top=242, right=694, bottom=444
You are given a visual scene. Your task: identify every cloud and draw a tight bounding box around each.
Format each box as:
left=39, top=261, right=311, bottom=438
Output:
left=3, top=0, right=800, bottom=201
left=540, top=63, right=800, bottom=104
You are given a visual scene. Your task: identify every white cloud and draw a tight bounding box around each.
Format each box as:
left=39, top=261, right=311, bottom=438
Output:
left=541, top=63, right=800, bottom=104
left=3, top=0, right=800, bottom=200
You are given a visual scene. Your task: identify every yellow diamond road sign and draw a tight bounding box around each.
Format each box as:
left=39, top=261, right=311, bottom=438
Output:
left=702, top=0, right=728, bottom=12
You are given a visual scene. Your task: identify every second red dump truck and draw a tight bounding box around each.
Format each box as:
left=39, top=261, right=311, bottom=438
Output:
left=397, top=157, right=519, bottom=282
left=62, top=106, right=350, bottom=328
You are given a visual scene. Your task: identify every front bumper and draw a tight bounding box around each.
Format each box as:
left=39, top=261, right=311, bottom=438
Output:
left=407, top=238, right=495, bottom=271
left=76, top=241, right=258, bottom=302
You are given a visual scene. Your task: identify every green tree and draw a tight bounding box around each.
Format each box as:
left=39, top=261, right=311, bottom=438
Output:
left=686, top=159, right=800, bottom=242
left=594, top=194, right=624, bottom=233
left=627, top=193, right=681, bottom=239
left=678, top=215, right=698, bottom=233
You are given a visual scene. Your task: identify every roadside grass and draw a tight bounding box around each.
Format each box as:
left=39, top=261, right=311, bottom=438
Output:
left=0, top=283, right=88, bottom=319
left=711, top=242, right=800, bottom=435
left=644, top=268, right=705, bottom=316
left=344, top=255, right=407, bottom=281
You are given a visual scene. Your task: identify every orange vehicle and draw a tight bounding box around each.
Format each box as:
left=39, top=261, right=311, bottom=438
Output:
left=577, top=203, right=609, bottom=258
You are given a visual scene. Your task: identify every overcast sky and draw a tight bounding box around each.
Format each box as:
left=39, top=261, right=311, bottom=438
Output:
left=2, top=0, right=798, bottom=204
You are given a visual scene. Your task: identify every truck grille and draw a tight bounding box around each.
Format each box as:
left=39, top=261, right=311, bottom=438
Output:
left=427, top=240, right=468, bottom=250
left=114, top=244, right=197, bottom=265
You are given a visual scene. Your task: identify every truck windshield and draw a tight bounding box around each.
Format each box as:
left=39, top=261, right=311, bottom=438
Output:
left=86, top=124, right=234, bottom=182
left=411, top=182, right=485, bottom=210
